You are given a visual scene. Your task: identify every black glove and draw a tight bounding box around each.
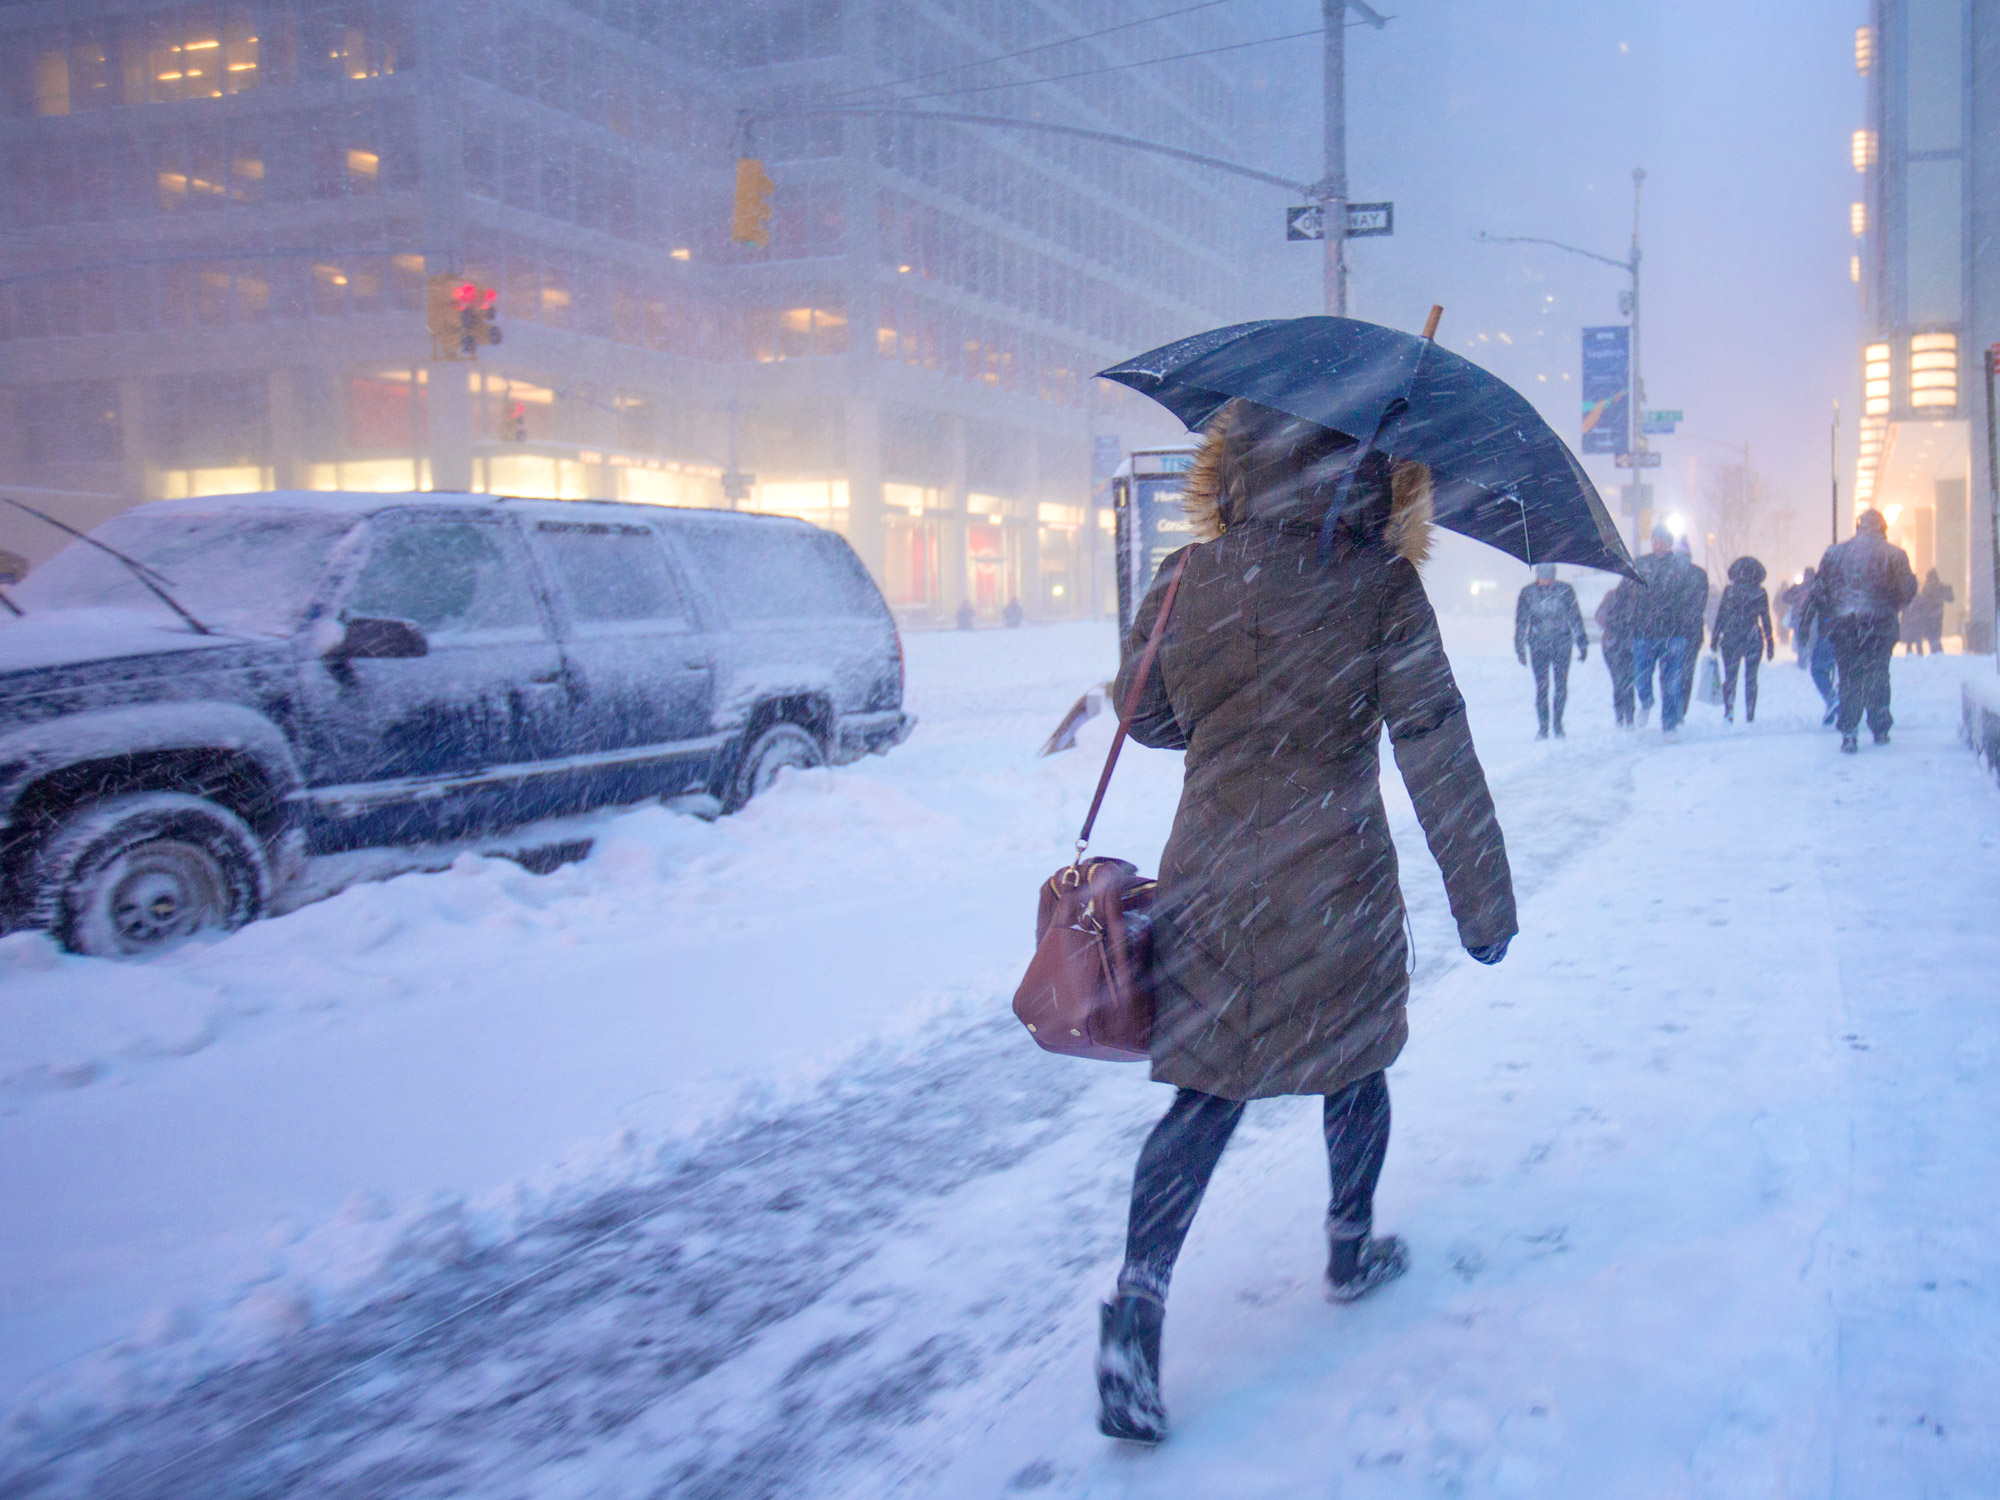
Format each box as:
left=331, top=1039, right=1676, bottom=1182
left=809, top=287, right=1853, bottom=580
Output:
left=1516, top=651, right=1527, bottom=666
left=1467, top=938, right=1510, bottom=965
left=1578, top=643, right=1589, bottom=662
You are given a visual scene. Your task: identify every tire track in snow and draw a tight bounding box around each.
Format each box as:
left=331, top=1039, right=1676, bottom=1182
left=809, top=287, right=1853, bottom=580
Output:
left=1, top=739, right=1644, bottom=1500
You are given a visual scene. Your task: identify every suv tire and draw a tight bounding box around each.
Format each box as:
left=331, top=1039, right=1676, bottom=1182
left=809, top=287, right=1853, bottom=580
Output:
left=724, top=722, right=825, bottom=811
left=36, top=793, right=268, bottom=958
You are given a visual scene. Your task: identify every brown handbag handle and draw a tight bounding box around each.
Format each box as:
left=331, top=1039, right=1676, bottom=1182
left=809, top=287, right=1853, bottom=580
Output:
left=1076, top=552, right=1190, bottom=853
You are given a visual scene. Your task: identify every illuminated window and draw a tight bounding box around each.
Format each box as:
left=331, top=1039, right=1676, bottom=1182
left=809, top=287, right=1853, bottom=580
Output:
left=35, top=52, right=70, bottom=115
left=1851, top=255, right=1861, bottom=283
left=1863, top=341, right=1892, bottom=415
left=144, top=12, right=260, bottom=104
left=1910, top=331, right=1958, bottom=407
left=1856, top=25, right=1874, bottom=76
left=1851, top=130, right=1877, bottom=171
left=1850, top=202, right=1866, bottom=236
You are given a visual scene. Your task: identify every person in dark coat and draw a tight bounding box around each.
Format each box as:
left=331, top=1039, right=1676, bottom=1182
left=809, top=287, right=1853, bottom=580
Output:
left=1002, top=597, right=1024, bottom=628
left=1810, top=508, right=1918, bottom=752
left=1098, top=400, right=1518, bottom=1444
left=1790, top=567, right=1839, bottom=723
left=1629, top=526, right=1706, bottom=731
left=1670, top=536, right=1710, bottom=720
left=1911, top=568, right=1954, bottom=654
left=1595, top=579, right=1638, bottom=726
left=1710, top=556, right=1775, bottom=722
left=1514, top=564, right=1588, bottom=737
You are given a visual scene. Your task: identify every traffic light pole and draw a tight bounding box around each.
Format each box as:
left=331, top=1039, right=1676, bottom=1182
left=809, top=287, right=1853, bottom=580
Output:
left=735, top=108, right=1315, bottom=197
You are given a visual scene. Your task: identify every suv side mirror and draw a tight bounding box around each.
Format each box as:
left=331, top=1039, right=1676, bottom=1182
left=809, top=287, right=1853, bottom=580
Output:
left=329, top=616, right=428, bottom=661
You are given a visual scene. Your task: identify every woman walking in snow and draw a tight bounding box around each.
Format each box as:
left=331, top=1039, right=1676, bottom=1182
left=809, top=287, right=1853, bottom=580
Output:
left=1711, top=557, right=1775, bottom=722
left=1096, top=399, right=1518, bottom=1443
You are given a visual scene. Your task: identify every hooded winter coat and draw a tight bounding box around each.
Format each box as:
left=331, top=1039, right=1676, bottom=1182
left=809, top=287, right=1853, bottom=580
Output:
left=1630, top=550, right=1707, bottom=640
left=1711, top=557, right=1774, bottom=658
left=1112, top=401, right=1518, bottom=1101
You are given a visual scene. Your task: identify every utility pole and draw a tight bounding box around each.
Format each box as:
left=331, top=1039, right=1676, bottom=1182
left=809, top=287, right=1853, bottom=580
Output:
left=1321, top=1, right=1385, bottom=316
left=1628, top=168, right=1647, bottom=539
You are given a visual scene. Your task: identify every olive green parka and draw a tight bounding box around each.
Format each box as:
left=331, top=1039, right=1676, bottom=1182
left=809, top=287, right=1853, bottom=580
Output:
left=1112, top=402, right=1517, bottom=1100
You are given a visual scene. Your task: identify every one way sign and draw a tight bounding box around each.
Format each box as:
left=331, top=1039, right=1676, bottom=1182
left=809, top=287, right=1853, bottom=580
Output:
left=1287, top=202, right=1396, bottom=241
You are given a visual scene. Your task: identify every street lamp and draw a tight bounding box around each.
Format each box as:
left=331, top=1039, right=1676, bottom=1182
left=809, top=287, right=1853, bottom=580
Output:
left=1479, top=167, right=1649, bottom=551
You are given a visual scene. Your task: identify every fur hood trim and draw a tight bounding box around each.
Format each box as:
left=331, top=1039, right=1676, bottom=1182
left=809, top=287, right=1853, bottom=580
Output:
left=1182, top=402, right=1433, bottom=567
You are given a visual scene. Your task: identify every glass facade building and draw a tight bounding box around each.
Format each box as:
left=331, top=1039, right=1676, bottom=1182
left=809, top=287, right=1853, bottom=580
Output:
left=1850, top=0, right=1996, bottom=648
left=0, top=0, right=1256, bottom=619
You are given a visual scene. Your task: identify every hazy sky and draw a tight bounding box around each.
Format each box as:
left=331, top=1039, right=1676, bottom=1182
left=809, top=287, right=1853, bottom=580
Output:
left=1228, top=0, right=1862, bottom=581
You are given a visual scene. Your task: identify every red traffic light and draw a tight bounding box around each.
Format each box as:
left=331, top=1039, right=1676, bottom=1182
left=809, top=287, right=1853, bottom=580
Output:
left=451, top=283, right=497, bottom=310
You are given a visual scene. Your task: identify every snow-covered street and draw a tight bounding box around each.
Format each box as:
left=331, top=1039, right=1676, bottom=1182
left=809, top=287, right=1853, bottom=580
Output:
left=5, top=621, right=1998, bottom=1498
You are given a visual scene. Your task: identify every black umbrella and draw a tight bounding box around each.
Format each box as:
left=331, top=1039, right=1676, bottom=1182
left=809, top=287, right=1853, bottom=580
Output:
left=1098, top=314, right=1638, bottom=579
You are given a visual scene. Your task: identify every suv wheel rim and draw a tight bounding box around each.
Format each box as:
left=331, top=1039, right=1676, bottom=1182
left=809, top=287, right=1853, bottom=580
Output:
left=103, top=841, right=227, bottom=951
left=752, top=730, right=822, bottom=796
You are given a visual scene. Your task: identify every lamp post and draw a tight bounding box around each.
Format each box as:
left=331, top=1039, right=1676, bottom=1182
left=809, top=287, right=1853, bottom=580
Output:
left=1479, top=168, right=1648, bottom=550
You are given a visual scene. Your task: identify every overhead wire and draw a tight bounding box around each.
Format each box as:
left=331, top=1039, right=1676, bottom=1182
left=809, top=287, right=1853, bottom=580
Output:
left=824, top=0, right=1238, bottom=102
left=883, top=27, right=1326, bottom=104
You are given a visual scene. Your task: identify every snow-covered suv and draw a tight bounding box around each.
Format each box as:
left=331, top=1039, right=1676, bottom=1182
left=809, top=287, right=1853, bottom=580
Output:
left=0, top=492, right=911, bottom=957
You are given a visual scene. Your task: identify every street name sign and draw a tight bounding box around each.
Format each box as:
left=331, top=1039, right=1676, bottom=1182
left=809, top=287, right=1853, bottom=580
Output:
left=1614, top=451, right=1664, bottom=468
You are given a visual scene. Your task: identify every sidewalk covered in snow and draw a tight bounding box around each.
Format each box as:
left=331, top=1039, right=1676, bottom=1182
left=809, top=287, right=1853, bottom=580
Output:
left=4, top=626, right=1998, bottom=1498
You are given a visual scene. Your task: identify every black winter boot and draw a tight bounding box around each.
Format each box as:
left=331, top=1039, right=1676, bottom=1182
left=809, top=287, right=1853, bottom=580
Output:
left=1325, top=1234, right=1409, bottom=1303
left=1096, top=1294, right=1167, bottom=1443
left=1841, top=732, right=1859, bottom=754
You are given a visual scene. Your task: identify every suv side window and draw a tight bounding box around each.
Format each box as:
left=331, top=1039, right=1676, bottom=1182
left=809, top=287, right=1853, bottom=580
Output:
left=347, top=517, right=541, bottom=635
left=536, top=521, right=688, bottom=627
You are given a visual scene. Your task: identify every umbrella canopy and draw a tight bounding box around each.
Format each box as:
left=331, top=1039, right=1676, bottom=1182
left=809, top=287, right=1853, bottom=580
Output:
left=1099, top=316, right=1638, bottom=579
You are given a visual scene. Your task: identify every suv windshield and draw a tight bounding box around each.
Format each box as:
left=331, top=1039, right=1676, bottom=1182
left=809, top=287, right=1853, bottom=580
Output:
left=13, top=508, right=355, bottom=636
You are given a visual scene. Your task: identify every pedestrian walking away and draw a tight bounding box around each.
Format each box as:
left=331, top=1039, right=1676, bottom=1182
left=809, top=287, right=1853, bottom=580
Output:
left=1596, top=577, right=1638, bottom=726
left=1711, top=556, right=1775, bottom=723
left=1670, top=535, right=1711, bottom=721
left=1628, top=525, right=1706, bottom=732
left=1911, top=568, right=1954, bottom=654
left=1810, top=507, right=1918, bottom=752
left=1515, top=563, right=1588, bottom=737
left=1097, top=399, right=1518, bottom=1444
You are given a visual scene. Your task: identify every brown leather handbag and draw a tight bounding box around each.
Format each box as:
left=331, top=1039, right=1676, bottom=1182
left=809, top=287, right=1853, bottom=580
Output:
left=1013, top=554, right=1188, bottom=1062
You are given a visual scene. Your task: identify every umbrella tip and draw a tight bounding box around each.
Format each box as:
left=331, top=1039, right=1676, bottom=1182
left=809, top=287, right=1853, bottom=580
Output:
left=1422, top=305, right=1444, bottom=340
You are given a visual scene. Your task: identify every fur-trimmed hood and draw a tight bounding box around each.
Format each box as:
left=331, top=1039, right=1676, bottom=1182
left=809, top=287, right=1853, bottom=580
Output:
left=1181, top=398, right=1432, bottom=567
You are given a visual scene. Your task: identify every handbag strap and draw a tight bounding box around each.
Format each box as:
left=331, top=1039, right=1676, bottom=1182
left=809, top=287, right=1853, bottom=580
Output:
left=1076, top=552, right=1190, bottom=854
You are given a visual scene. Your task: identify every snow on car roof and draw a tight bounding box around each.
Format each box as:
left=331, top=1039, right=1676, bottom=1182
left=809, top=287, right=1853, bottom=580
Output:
left=134, top=491, right=821, bottom=530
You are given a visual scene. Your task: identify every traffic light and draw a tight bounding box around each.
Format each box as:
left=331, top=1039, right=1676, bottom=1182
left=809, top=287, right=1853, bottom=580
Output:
left=732, top=157, right=774, bottom=248
left=501, top=401, right=528, bottom=442
left=452, top=281, right=500, bottom=357
left=427, top=274, right=499, bottom=359
left=425, top=273, right=459, bottom=358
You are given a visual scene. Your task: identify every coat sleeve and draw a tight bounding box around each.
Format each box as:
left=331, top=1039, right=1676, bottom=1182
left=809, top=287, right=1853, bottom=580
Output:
left=1757, top=589, right=1774, bottom=654
left=1376, top=558, right=1518, bottom=950
left=1891, top=548, right=1919, bottom=610
left=1563, top=586, right=1587, bottom=650
left=1110, top=547, right=1192, bottom=750
left=1513, top=587, right=1530, bottom=656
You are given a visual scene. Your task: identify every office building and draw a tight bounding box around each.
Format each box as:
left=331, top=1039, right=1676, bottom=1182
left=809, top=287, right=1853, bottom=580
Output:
left=1849, top=0, right=1996, bottom=648
left=0, top=0, right=1257, bottom=620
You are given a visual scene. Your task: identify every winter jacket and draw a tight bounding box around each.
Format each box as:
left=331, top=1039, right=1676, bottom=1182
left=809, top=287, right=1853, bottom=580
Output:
left=1913, top=574, right=1954, bottom=637
left=1514, top=580, right=1587, bottom=658
left=1812, top=531, right=1917, bottom=621
left=1113, top=401, right=1517, bottom=1101
left=1630, top=551, right=1707, bottom=640
left=1596, top=579, right=1638, bottom=652
left=1711, top=558, right=1774, bottom=658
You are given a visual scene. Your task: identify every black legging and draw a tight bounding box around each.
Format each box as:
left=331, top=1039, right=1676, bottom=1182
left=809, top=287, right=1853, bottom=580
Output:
left=1529, top=642, right=1572, bottom=733
left=1721, top=648, right=1762, bottom=718
left=1116, top=1071, right=1390, bottom=1303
